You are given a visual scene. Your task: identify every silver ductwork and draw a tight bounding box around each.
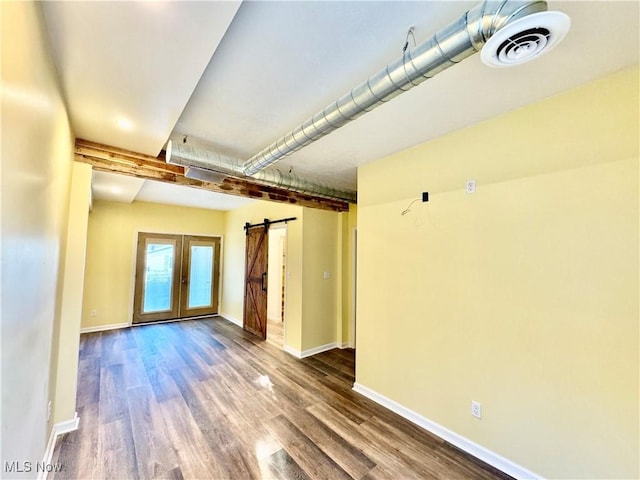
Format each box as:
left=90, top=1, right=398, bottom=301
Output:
left=166, top=141, right=357, bottom=202
left=169, top=0, right=569, bottom=202
left=242, top=0, right=569, bottom=177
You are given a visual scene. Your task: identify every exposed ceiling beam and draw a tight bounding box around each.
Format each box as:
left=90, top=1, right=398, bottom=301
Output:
left=74, top=139, right=350, bottom=212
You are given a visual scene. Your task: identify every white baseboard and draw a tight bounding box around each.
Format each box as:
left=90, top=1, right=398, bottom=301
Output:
left=219, top=314, right=336, bottom=360
left=303, top=342, right=337, bottom=357
left=219, top=313, right=242, bottom=327
left=352, top=383, right=541, bottom=480
left=80, top=322, right=129, bottom=333
left=285, top=342, right=337, bottom=359
left=40, top=412, right=80, bottom=480
left=339, top=342, right=353, bottom=349
left=283, top=345, right=302, bottom=358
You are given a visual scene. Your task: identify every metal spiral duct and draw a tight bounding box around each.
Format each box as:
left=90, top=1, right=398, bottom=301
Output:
left=166, top=140, right=357, bottom=202
left=242, top=0, right=569, bottom=177
left=168, top=0, right=569, bottom=202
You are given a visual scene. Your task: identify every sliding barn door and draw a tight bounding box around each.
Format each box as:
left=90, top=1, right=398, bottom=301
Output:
left=243, top=225, right=268, bottom=339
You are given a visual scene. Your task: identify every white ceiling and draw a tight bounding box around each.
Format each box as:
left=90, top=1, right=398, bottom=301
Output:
left=91, top=171, right=145, bottom=203
left=42, top=1, right=639, bottom=208
left=41, top=0, right=242, bottom=156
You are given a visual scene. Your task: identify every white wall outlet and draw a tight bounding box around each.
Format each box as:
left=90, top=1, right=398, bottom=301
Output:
left=465, top=180, right=476, bottom=194
left=471, top=400, right=482, bottom=419
left=90, top=309, right=97, bottom=317
left=323, top=271, right=330, bottom=280
left=47, top=400, right=52, bottom=421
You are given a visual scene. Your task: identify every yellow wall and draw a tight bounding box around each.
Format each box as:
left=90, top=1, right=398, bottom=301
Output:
left=340, top=204, right=358, bottom=346
left=84, top=196, right=349, bottom=355
left=222, top=201, right=304, bottom=351
left=356, top=66, right=639, bottom=479
left=1, top=0, right=75, bottom=467
left=50, top=162, right=92, bottom=425
left=221, top=202, right=346, bottom=354
left=301, top=208, right=340, bottom=350
left=82, top=200, right=225, bottom=329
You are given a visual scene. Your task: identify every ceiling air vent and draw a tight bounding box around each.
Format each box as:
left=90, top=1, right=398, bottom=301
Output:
left=481, top=11, right=570, bottom=67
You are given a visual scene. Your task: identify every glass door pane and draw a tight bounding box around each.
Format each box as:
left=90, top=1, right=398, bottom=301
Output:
left=143, top=242, right=175, bottom=313
left=133, top=233, right=182, bottom=324
left=188, top=245, right=214, bottom=308
left=180, top=236, right=220, bottom=317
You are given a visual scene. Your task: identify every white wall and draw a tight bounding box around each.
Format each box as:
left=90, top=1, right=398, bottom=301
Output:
left=267, top=227, right=286, bottom=322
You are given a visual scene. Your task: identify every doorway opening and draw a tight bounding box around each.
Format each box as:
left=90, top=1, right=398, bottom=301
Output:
left=243, top=218, right=293, bottom=342
left=266, top=226, right=286, bottom=349
left=132, top=232, right=221, bottom=324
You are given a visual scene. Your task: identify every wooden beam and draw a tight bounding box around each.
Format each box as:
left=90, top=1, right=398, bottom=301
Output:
left=74, top=139, right=350, bottom=212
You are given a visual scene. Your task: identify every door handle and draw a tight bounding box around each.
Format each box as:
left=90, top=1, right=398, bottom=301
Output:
left=261, top=272, right=267, bottom=291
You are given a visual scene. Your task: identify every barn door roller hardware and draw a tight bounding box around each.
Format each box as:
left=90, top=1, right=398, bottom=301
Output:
left=244, top=217, right=297, bottom=235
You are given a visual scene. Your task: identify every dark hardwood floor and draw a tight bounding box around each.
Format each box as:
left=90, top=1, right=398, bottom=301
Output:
left=51, top=317, right=512, bottom=480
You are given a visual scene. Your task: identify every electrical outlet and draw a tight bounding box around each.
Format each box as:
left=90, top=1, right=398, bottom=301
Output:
left=471, top=400, right=482, bottom=419
left=90, top=309, right=97, bottom=317
left=465, top=180, right=476, bottom=194
left=323, top=271, right=330, bottom=280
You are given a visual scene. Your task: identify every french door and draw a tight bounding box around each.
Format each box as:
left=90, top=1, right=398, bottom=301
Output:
left=133, top=233, right=221, bottom=324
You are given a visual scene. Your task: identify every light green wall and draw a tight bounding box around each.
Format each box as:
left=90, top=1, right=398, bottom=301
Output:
left=356, top=66, right=639, bottom=478
left=82, top=200, right=225, bottom=329
left=1, top=0, right=75, bottom=468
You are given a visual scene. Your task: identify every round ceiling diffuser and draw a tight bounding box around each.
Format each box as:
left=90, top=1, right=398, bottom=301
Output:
left=481, top=11, right=570, bottom=68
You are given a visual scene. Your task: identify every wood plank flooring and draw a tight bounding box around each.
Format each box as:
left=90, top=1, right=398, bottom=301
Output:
left=51, top=317, right=512, bottom=480
left=266, top=319, right=284, bottom=349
